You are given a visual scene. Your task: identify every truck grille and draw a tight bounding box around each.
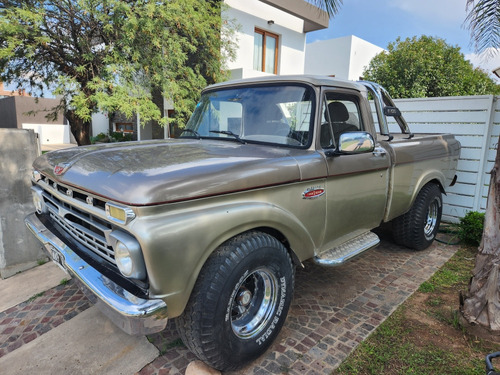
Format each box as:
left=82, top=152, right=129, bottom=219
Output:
left=38, top=179, right=116, bottom=265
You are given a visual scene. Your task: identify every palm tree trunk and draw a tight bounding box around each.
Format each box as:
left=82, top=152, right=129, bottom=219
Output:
left=460, top=134, right=500, bottom=339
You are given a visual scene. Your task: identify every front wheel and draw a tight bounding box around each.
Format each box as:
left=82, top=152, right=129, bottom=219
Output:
left=176, top=231, right=295, bottom=371
left=392, top=183, right=443, bottom=250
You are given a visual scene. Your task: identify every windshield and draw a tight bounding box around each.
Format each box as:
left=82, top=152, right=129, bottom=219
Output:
left=181, top=84, right=315, bottom=147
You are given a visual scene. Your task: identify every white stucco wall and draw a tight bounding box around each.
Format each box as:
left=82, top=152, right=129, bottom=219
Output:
left=91, top=112, right=109, bottom=137
left=348, top=36, right=385, bottom=80
left=22, top=123, right=71, bottom=145
left=305, top=35, right=384, bottom=80
left=224, top=0, right=307, bottom=78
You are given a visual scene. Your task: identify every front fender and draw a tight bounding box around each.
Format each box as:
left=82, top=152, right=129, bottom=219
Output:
left=130, top=196, right=319, bottom=317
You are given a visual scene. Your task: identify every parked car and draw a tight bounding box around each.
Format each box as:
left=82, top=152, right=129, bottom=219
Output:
left=26, top=76, right=460, bottom=371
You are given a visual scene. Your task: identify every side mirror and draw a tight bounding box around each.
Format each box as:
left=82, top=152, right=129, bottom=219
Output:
left=338, top=131, right=375, bottom=154
left=383, top=106, right=401, bottom=117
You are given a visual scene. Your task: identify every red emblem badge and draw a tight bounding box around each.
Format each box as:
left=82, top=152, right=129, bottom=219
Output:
left=54, top=163, right=69, bottom=176
left=302, top=187, right=325, bottom=199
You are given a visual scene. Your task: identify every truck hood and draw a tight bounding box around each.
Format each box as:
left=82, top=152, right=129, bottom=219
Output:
left=34, top=139, right=305, bottom=205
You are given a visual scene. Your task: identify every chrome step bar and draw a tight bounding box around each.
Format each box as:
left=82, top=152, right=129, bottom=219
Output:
left=313, top=231, right=380, bottom=267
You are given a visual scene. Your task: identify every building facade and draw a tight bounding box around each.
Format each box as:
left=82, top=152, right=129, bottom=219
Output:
left=225, top=0, right=328, bottom=80
left=0, top=96, right=71, bottom=145
left=305, top=35, right=384, bottom=81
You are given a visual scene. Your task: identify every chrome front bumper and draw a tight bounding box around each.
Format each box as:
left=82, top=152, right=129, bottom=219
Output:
left=25, top=212, right=168, bottom=335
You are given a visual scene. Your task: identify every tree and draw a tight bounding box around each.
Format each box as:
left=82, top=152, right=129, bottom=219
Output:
left=0, top=0, right=235, bottom=145
left=459, top=0, right=500, bottom=340
left=363, top=35, right=500, bottom=98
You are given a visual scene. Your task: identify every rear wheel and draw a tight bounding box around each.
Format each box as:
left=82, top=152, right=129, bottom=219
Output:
left=176, top=231, right=295, bottom=371
left=392, top=183, right=442, bottom=250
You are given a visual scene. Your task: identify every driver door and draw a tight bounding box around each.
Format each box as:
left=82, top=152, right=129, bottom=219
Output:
left=320, top=90, right=391, bottom=250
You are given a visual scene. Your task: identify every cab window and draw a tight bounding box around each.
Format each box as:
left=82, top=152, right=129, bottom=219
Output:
left=320, top=93, right=364, bottom=149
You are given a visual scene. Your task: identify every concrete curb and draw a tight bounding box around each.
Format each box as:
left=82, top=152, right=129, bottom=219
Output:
left=0, top=307, right=158, bottom=374
left=0, top=262, right=67, bottom=312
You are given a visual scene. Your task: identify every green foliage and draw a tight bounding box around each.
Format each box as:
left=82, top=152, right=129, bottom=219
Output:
left=363, top=36, right=500, bottom=98
left=110, top=132, right=133, bottom=142
left=91, top=132, right=133, bottom=143
left=0, top=0, right=237, bottom=144
left=458, top=211, right=485, bottom=246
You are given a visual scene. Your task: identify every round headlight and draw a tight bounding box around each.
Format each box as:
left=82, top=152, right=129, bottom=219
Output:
left=109, top=230, right=146, bottom=280
left=115, top=241, right=133, bottom=277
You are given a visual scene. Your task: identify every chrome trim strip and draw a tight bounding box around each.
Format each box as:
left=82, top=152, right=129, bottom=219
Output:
left=25, top=213, right=168, bottom=335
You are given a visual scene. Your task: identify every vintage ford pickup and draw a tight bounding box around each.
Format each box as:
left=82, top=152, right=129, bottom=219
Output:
left=25, top=76, right=460, bottom=370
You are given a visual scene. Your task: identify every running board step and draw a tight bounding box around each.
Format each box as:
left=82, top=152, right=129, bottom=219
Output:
left=313, top=231, right=380, bottom=267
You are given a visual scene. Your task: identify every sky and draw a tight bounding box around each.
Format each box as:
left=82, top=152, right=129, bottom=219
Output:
left=306, top=0, right=500, bottom=79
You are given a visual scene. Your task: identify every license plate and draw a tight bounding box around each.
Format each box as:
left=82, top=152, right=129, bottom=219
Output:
left=50, top=247, right=67, bottom=272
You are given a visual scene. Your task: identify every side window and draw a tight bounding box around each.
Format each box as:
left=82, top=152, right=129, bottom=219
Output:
left=321, top=92, right=364, bottom=149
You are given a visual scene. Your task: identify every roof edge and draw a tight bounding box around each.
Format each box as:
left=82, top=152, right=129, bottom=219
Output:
left=259, top=0, right=329, bottom=32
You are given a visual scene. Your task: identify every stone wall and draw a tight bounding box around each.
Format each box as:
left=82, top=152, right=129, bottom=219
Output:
left=0, top=128, right=46, bottom=278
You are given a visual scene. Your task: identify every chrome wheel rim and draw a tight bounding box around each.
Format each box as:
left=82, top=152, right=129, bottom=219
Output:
left=424, top=198, right=439, bottom=239
left=230, top=268, right=278, bottom=339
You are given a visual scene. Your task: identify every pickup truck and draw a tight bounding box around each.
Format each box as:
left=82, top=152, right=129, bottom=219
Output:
left=25, top=76, right=460, bottom=371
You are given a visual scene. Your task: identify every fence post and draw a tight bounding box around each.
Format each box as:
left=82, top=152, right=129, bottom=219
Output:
left=472, top=95, right=497, bottom=212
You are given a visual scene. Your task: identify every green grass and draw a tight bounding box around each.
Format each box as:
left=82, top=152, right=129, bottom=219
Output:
left=28, top=291, right=45, bottom=302
left=335, top=306, right=485, bottom=375
left=37, top=258, right=48, bottom=266
left=334, top=246, right=493, bottom=375
left=418, top=247, right=474, bottom=293
left=157, top=338, right=185, bottom=355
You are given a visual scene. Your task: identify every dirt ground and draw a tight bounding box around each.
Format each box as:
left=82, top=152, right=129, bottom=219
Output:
left=380, top=248, right=498, bottom=373
left=335, top=243, right=500, bottom=375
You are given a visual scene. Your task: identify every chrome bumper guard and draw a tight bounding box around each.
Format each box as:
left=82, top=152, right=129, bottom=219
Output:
left=25, top=212, right=168, bottom=336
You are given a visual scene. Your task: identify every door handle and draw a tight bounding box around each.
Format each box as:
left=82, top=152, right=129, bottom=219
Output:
left=372, top=148, right=387, bottom=157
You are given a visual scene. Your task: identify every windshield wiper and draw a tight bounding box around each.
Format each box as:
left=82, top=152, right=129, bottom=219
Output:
left=181, top=129, right=201, bottom=139
left=209, top=130, right=246, bottom=144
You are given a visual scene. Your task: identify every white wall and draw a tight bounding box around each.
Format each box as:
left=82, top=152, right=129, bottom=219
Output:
left=305, top=35, right=384, bottom=80
left=91, top=112, right=109, bottom=137
left=349, top=36, right=385, bottom=80
left=224, top=0, right=307, bottom=78
left=22, top=123, right=71, bottom=145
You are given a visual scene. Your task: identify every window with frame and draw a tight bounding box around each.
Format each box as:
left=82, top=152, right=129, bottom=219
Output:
left=320, top=93, right=364, bottom=149
left=254, top=28, right=279, bottom=74
left=115, top=122, right=134, bottom=133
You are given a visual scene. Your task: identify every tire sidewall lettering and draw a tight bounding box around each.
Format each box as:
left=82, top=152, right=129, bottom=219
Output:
left=255, top=275, right=287, bottom=346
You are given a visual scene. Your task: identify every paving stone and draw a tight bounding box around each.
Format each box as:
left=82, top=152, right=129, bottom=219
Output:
left=0, top=231, right=457, bottom=375
left=0, top=280, right=91, bottom=359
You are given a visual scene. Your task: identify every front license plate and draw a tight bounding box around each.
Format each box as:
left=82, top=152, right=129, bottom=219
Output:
left=50, top=247, right=67, bottom=273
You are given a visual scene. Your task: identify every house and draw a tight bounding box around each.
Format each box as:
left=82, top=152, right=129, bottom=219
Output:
left=0, top=81, right=30, bottom=98
left=93, top=0, right=329, bottom=140
left=0, top=94, right=72, bottom=146
left=305, top=35, right=384, bottom=80
left=224, top=0, right=328, bottom=79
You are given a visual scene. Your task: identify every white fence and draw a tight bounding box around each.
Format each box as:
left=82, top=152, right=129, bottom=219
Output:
left=389, top=95, right=499, bottom=223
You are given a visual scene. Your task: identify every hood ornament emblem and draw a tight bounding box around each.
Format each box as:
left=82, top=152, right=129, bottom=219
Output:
left=54, top=162, right=70, bottom=176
